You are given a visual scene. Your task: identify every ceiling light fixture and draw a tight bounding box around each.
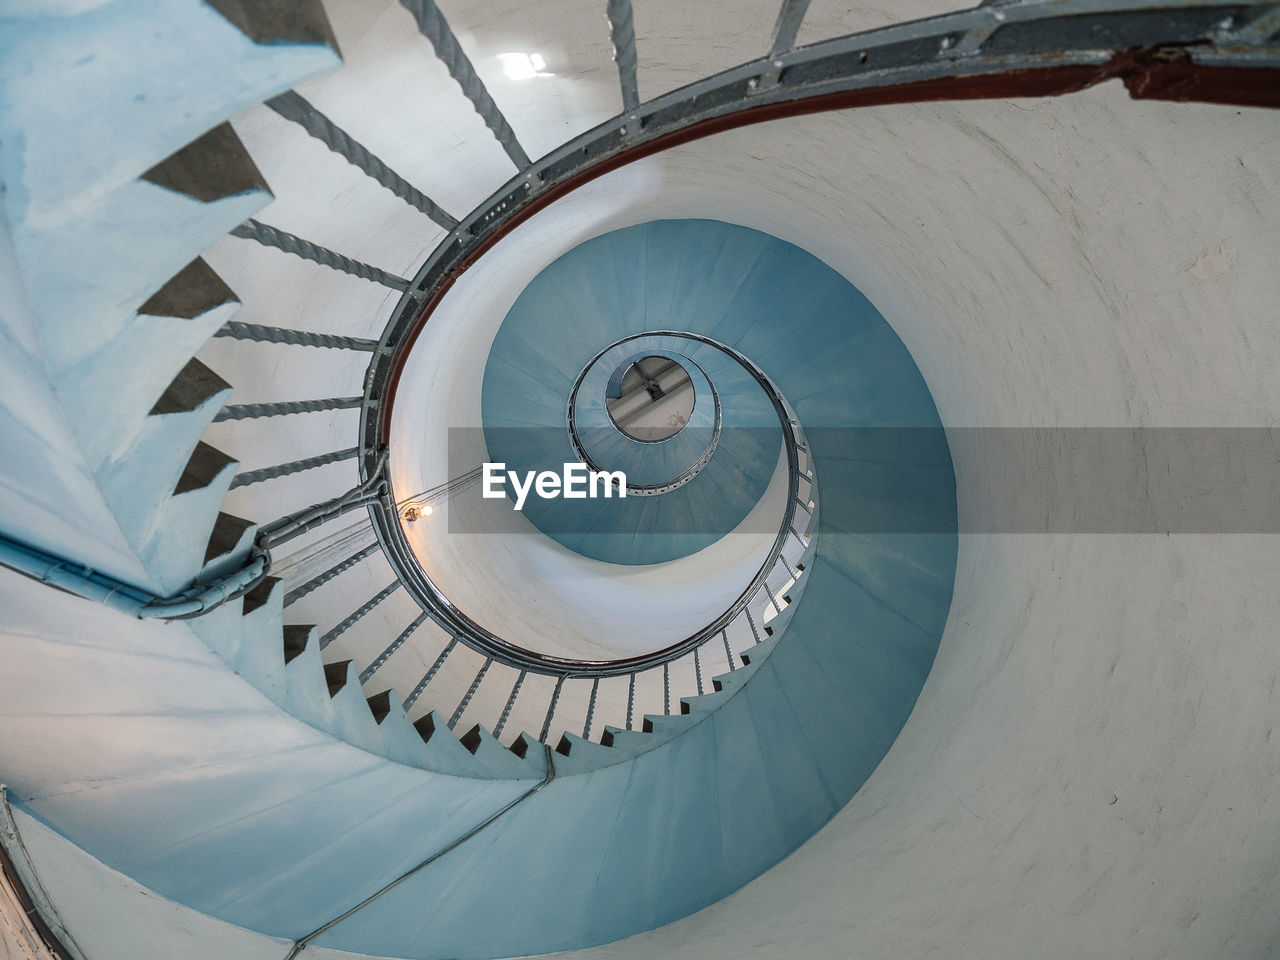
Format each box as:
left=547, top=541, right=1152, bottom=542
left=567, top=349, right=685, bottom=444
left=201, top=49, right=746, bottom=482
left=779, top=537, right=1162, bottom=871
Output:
left=497, top=52, right=553, bottom=80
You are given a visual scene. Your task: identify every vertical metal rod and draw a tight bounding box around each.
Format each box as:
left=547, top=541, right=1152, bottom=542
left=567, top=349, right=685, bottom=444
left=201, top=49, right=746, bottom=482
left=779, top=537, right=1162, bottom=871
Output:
left=626, top=673, right=636, bottom=730
left=230, top=219, right=409, bottom=290
left=781, top=554, right=800, bottom=582
left=230, top=447, right=360, bottom=490
left=663, top=664, right=670, bottom=715
left=583, top=678, right=600, bottom=740
left=789, top=523, right=809, bottom=550
left=795, top=495, right=813, bottom=516
left=403, top=637, right=457, bottom=711
left=265, top=91, right=459, bottom=230
left=214, top=320, right=379, bottom=351
left=694, top=647, right=705, bottom=695
left=722, top=629, right=737, bottom=671
left=284, top=541, right=380, bottom=607
left=493, top=670, right=526, bottom=740
left=539, top=676, right=566, bottom=743
left=449, top=659, right=491, bottom=729
left=318, top=581, right=401, bottom=650
left=745, top=608, right=762, bottom=644
left=770, top=0, right=813, bottom=57
left=214, top=396, right=363, bottom=421
left=763, top=580, right=783, bottom=614
left=398, top=0, right=532, bottom=169
left=606, top=0, right=641, bottom=112
left=360, top=611, right=428, bottom=683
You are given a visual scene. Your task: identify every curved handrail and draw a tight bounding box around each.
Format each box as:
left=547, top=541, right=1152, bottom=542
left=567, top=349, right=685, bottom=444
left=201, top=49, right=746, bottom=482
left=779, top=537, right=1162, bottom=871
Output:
left=368, top=331, right=811, bottom=679
left=566, top=335, right=723, bottom=495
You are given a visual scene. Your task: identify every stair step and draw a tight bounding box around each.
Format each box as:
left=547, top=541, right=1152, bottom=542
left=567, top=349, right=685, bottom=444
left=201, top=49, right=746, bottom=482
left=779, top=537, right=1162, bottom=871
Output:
left=282, top=625, right=313, bottom=666
left=323, top=660, right=351, bottom=698
left=242, top=576, right=280, bottom=616
left=463, top=726, right=550, bottom=780
left=552, top=731, right=626, bottom=774
left=366, top=690, right=393, bottom=725
left=412, top=710, right=511, bottom=776
left=30, top=124, right=271, bottom=430
left=680, top=687, right=734, bottom=716
left=137, top=460, right=245, bottom=595
left=201, top=512, right=255, bottom=575
left=640, top=713, right=688, bottom=739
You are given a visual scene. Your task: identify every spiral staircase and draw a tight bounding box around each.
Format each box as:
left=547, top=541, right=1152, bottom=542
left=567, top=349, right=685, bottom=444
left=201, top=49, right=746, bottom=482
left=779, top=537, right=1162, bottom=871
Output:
left=2, top=2, right=1280, bottom=959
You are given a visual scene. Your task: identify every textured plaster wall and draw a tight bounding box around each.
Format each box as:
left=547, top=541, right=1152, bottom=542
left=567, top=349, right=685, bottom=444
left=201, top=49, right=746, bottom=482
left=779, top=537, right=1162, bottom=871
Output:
left=7, top=0, right=1276, bottom=954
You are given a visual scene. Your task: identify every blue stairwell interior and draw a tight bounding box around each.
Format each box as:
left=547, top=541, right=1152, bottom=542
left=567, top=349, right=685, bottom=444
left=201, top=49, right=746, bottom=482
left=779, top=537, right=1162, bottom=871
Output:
left=0, top=13, right=957, bottom=960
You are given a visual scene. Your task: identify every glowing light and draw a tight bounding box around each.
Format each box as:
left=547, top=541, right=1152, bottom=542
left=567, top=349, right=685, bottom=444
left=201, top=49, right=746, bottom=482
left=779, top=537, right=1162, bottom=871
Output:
left=401, top=503, right=433, bottom=523
left=497, top=52, right=553, bottom=80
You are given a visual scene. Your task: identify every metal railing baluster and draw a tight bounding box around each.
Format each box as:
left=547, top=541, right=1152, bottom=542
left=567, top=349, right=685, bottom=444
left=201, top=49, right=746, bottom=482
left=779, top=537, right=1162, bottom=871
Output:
left=626, top=673, right=636, bottom=730
left=402, top=637, right=457, bottom=712
left=694, top=647, right=704, bottom=695
left=492, top=670, right=526, bottom=740
left=780, top=554, right=799, bottom=582
left=606, top=0, right=640, bottom=113
left=215, top=320, right=378, bottom=352
left=722, top=629, right=736, bottom=671
left=214, top=396, right=363, bottom=421
left=583, top=678, right=600, bottom=740
left=398, top=0, right=531, bottom=169
left=663, top=664, right=670, bottom=715
left=361, top=611, right=428, bottom=684
left=284, top=542, right=380, bottom=607
left=763, top=580, right=783, bottom=615
left=539, top=676, right=565, bottom=743
left=230, top=219, right=409, bottom=291
left=230, top=447, right=360, bottom=490
left=318, top=581, right=401, bottom=650
left=745, top=607, right=762, bottom=644
left=449, top=659, right=491, bottom=729
left=266, top=91, right=459, bottom=230
left=769, top=0, right=813, bottom=57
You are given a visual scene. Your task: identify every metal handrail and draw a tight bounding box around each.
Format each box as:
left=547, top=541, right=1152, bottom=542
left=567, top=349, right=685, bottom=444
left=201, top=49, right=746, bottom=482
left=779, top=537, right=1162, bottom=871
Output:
left=365, top=331, right=812, bottom=681
left=566, top=338, right=724, bottom=496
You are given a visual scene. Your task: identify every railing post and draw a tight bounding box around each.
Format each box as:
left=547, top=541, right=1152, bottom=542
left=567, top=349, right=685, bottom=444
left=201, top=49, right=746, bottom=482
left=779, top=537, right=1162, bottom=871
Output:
left=626, top=673, right=636, bottom=730
left=492, top=670, right=526, bottom=740
left=215, top=396, right=364, bottom=421
left=789, top=523, right=809, bottom=550
left=318, top=581, right=401, bottom=650
left=361, top=611, right=428, bottom=683
left=230, top=448, right=360, bottom=490
left=449, top=659, right=491, bottom=729
left=403, top=638, right=457, bottom=711
left=539, top=676, right=566, bottom=743
left=398, top=0, right=531, bottom=169
left=215, top=320, right=379, bottom=351
left=582, top=678, right=600, bottom=740
left=266, top=91, right=459, bottom=230
left=763, top=580, right=783, bottom=615
left=284, top=542, right=380, bottom=607
left=780, top=554, right=800, bottom=582
left=230, top=219, right=409, bottom=290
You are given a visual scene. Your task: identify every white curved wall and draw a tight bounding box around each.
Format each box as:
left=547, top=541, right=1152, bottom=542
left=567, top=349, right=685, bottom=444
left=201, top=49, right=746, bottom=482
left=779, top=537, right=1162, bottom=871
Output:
left=62, top=0, right=1280, bottom=955
left=482, top=80, right=1279, bottom=960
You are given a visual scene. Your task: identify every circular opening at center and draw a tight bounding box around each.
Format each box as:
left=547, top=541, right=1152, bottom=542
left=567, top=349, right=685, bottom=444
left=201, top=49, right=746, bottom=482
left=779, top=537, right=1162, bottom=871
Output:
left=606, top=355, right=696, bottom=442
